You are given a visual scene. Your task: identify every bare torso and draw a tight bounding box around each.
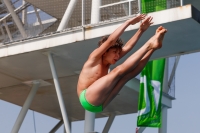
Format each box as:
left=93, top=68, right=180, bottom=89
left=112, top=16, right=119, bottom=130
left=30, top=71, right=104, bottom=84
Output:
left=77, top=58, right=109, bottom=97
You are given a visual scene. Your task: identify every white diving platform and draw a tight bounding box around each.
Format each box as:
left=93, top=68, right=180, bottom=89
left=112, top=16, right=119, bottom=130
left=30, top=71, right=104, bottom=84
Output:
left=0, top=4, right=199, bottom=123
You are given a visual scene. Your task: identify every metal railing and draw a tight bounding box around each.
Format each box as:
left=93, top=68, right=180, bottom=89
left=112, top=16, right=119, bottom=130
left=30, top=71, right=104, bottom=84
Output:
left=0, top=0, right=183, bottom=44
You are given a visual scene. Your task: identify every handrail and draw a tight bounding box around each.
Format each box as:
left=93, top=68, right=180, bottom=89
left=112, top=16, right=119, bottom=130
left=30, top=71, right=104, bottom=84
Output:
left=99, top=0, right=136, bottom=9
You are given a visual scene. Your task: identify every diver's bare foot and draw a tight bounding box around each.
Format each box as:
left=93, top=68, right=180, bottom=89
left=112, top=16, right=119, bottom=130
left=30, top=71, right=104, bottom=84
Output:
left=148, top=26, right=167, bottom=50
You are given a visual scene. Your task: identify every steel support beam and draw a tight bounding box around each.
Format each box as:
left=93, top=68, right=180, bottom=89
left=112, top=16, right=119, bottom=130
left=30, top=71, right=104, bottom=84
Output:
left=57, top=0, right=78, bottom=31
left=158, top=107, right=168, bottom=133
left=168, top=56, right=180, bottom=88
left=49, top=120, right=63, bottom=133
left=102, top=113, right=116, bottom=133
left=91, top=0, right=101, bottom=24
left=3, top=0, right=27, bottom=38
left=11, top=81, right=40, bottom=133
left=138, top=127, right=146, bottom=133
left=84, top=111, right=95, bottom=133
left=47, top=52, right=71, bottom=133
left=163, top=58, right=169, bottom=93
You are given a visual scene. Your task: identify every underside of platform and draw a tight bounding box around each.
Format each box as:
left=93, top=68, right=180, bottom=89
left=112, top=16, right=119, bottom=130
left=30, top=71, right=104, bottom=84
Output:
left=0, top=4, right=199, bottom=121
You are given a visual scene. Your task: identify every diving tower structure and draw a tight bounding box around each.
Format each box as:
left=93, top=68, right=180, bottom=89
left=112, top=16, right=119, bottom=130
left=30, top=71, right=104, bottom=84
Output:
left=0, top=0, right=200, bottom=132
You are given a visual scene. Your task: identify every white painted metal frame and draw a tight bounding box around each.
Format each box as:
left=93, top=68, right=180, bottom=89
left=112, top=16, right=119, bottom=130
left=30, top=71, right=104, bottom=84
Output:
left=84, top=111, right=95, bottom=133
left=57, top=0, right=78, bottom=31
left=11, top=81, right=40, bottom=133
left=27, top=9, right=41, bottom=15
left=100, top=0, right=135, bottom=8
left=168, top=56, right=180, bottom=88
left=159, top=107, right=168, bottom=133
left=47, top=52, right=71, bottom=133
left=129, top=0, right=132, bottom=15
left=180, top=0, right=183, bottom=6
left=49, top=120, right=63, bottom=133
left=163, top=58, right=169, bottom=93
left=102, top=113, right=116, bottom=133
left=138, top=127, right=146, bottom=133
left=3, top=0, right=27, bottom=38
left=82, top=0, right=85, bottom=26
left=82, top=0, right=85, bottom=39
left=91, top=0, right=101, bottom=24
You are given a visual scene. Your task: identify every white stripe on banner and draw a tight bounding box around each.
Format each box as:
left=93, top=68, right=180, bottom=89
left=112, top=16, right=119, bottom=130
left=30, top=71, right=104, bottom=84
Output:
left=151, top=80, right=161, bottom=111
left=138, top=76, right=150, bottom=116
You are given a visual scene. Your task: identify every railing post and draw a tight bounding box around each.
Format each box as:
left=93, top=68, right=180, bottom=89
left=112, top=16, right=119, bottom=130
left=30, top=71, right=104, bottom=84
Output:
left=91, top=0, right=101, bottom=24
left=138, top=0, right=141, bottom=14
left=129, top=0, right=132, bottom=16
left=180, top=0, right=183, bottom=6
left=82, top=0, right=85, bottom=39
left=82, top=0, right=85, bottom=26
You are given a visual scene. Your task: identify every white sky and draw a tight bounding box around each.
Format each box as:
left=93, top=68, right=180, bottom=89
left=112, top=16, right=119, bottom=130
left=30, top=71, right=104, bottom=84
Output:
left=0, top=52, right=200, bottom=133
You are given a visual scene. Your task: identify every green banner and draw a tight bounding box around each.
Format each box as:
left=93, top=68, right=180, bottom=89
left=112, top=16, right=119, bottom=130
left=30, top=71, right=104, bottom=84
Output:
left=137, top=59, right=165, bottom=127
left=137, top=0, right=167, bottom=127
left=141, top=0, right=167, bottom=13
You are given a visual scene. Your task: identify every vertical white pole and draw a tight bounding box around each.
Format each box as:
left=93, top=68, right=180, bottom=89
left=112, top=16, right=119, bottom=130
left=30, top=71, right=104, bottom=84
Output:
left=180, top=0, right=183, bottom=6
left=91, top=0, right=101, bottom=24
left=57, top=0, right=78, bottom=31
left=82, top=0, right=85, bottom=39
left=163, top=58, right=168, bottom=93
left=82, top=0, right=85, bottom=26
left=3, top=20, right=13, bottom=41
left=158, top=107, right=168, bottom=133
left=11, top=81, right=40, bottom=133
left=84, top=110, right=95, bottom=133
left=22, top=0, right=27, bottom=25
left=102, top=113, right=116, bottom=133
left=3, top=0, right=27, bottom=38
left=138, top=0, right=141, bottom=14
left=47, top=52, right=71, bottom=133
left=129, top=0, right=132, bottom=16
